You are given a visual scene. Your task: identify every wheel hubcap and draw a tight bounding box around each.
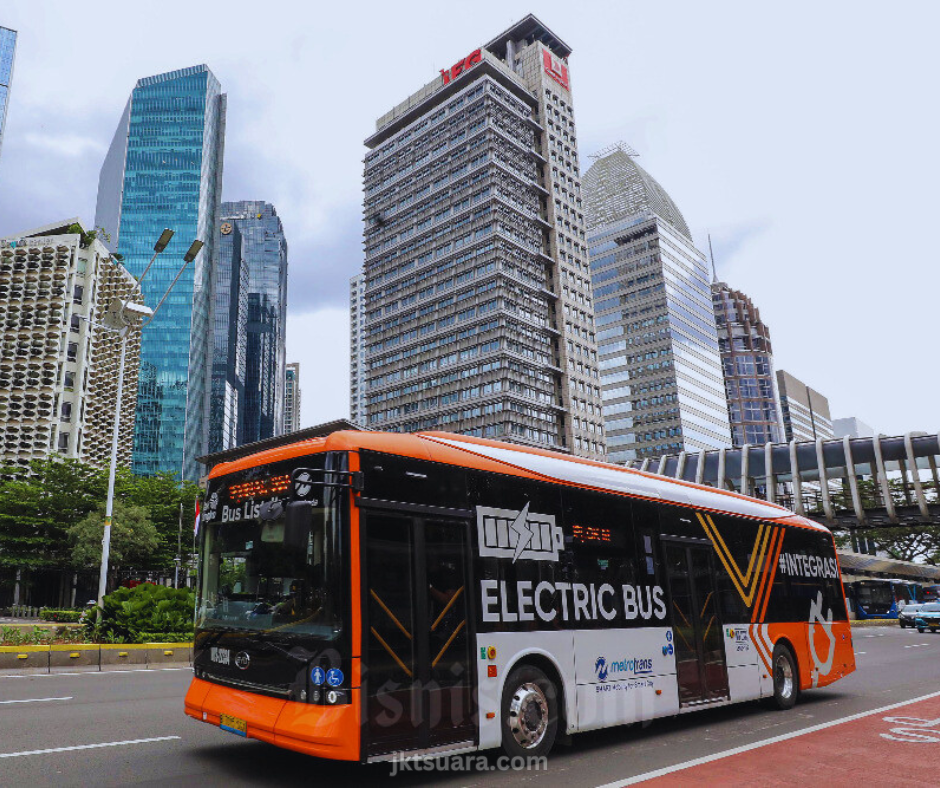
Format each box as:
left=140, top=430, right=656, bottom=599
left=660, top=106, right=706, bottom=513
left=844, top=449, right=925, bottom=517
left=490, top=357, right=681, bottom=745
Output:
left=775, top=653, right=794, bottom=698
left=508, top=682, right=548, bottom=749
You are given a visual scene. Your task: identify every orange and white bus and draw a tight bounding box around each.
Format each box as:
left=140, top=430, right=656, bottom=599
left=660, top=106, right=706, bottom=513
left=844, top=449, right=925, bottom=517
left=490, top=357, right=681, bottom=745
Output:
left=185, top=430, right=855, bottom=761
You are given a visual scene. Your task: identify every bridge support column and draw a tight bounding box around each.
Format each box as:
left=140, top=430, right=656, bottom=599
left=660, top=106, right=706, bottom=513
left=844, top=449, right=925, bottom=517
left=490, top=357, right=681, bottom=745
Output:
left=843, top=435, right=866, bottom=525
left=872, top=434, right=898, bottom=525
left=789, top=439, right=804, bottom=516
left=815, top=438, right=835, bottom=525
left=764, top=442, right=776, bottom=504
left=904, top=432, right=931, bottom=519
left=696, top=449, right=707, bottom=486
left=675, top=451, right=687, bottom=481
left=740, top=444, right=750, bottom=497
left=639, top=458, right=651, bottom=473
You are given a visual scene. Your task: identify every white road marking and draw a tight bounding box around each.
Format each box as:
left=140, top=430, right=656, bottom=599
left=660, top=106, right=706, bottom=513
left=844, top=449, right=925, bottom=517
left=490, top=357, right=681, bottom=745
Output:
left=903, top=643, right=932, bottom=649
left=0, top=735, right=181, bottom=759
left=598, top=690, right=940, bottom=788
left=0, top=696, right=71, bottom=705
left=856, top=651, right=866, bottom=655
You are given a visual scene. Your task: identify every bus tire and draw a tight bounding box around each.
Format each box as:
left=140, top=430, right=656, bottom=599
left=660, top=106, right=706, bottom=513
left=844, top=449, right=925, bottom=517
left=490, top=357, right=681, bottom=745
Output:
left=770, top=644, right=798, bottom=711
left=501, top=664, right=559, bottom=758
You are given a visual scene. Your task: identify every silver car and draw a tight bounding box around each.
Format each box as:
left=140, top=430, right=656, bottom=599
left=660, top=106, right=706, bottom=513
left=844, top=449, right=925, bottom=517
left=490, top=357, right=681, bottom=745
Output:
left=898, top=602, right=924, bottom=628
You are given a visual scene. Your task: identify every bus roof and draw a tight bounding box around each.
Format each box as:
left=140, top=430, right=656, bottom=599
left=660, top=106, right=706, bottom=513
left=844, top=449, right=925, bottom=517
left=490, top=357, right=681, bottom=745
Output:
left=207, top=429, right=827, bottom=530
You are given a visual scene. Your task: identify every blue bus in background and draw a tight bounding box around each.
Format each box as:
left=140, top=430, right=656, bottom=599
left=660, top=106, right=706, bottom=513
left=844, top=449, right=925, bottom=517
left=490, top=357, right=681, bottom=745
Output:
left=847, top=579, right=919, bottom=619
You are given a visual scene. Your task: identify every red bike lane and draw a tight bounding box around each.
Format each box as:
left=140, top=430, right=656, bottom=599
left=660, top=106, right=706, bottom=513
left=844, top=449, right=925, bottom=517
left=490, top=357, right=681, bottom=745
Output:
left=616, top=691, right=940, bottom=786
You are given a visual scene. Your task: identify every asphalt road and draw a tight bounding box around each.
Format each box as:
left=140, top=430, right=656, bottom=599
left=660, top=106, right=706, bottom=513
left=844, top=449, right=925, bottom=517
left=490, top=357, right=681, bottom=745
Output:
left=0, top=625, right=937, bottom=787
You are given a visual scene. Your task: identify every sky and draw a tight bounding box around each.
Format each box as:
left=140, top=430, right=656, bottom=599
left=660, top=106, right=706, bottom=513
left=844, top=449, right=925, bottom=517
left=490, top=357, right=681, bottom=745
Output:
left=1, top=1, right=938, bottom=437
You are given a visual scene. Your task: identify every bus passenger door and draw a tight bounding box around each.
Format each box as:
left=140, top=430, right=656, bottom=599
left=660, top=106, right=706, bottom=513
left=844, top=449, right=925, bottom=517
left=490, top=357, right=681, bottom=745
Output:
left=663, top=540, right=730, bottom=706
left=363, top=511, right=475, bottom=758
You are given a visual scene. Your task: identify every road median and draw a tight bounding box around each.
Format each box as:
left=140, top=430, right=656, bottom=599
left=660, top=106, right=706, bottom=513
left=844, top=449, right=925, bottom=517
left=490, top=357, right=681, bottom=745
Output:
left=0, top=643, right=192, bottom=673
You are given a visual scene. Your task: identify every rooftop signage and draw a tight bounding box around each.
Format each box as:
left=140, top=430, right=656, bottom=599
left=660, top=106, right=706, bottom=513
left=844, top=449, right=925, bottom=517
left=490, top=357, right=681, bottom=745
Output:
left=543, top=50, right=569, bottom=90
left=440, top=49, right=482, bottom=86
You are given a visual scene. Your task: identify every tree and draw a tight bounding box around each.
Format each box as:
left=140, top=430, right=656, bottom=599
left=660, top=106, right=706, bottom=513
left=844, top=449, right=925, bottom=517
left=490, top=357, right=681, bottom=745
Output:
left=860, top=525, right=940, bottom=566
left=115, top=470, right=201, bottom=569
left=0, top=457, right=105, bottom=572
left=68, top=501, right=160, bottom=568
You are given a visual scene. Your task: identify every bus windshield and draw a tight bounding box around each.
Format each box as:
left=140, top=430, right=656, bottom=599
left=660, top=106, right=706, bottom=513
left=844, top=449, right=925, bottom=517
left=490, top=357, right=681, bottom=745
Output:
left=196, top=460, right=345, bottom=639
left=856, top=582, right=894, bottom=609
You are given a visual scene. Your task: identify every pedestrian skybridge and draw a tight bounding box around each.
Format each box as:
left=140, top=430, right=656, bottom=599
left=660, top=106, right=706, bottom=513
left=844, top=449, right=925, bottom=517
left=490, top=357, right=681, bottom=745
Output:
left=628, top=433, right=940, bottom=530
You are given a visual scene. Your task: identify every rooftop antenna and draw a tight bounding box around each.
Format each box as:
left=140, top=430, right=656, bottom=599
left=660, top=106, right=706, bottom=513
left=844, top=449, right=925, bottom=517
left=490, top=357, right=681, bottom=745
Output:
left=589, top=141, right=639, bottom=161
left=708, top=233, right=718, bottom=283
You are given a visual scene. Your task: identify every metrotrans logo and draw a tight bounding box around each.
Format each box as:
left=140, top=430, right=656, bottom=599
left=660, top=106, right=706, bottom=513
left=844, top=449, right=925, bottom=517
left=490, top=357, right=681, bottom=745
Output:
left=476, top=503, right=563, bottom=563
left=594, top=655, right=654, bottom=682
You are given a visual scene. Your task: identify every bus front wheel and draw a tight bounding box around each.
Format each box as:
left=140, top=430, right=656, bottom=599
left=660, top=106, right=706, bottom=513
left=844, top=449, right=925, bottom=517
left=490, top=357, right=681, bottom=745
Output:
left=501, top=664, right=559, bottom=758
left=770, top=644, right=799, bottom=710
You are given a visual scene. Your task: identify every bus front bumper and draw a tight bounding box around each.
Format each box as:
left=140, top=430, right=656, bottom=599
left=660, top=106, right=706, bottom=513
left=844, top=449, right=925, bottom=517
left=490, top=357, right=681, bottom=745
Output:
left=184, top=677, right=360, bottom=761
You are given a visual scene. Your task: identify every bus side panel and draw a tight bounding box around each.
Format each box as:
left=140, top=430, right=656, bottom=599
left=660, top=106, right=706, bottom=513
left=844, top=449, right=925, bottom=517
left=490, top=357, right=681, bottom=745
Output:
left=721, top=624, right=762, bottom=702
left=572, top=627, right=679, bottom=732
left=475, top=631, right=577, bottom=751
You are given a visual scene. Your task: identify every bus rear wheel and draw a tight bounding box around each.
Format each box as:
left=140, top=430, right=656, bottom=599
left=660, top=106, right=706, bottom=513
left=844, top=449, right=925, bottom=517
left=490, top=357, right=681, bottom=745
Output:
left=501, top=664, right=559, bottom=758
left=770, top=644, right=798, bottom=710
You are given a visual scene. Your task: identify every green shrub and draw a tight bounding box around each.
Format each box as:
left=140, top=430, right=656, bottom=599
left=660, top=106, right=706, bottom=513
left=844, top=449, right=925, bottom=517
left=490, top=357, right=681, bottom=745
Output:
left=39, top=609, right=82, bottom=623
left=86, top=583, right=195, bottom=644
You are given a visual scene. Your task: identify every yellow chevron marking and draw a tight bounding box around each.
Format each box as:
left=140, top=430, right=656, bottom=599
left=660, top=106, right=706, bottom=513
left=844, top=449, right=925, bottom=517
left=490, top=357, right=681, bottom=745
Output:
left=697, top=512, right=774, bottom=608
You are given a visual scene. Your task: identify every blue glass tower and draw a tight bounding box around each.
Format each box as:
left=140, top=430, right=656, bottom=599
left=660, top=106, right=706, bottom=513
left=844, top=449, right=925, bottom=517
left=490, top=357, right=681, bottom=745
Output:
left=208, top=201, right=288, bottom=453
left=0, top=27, right=17, bottom=158
left=95, top=65, right=226, bottom=480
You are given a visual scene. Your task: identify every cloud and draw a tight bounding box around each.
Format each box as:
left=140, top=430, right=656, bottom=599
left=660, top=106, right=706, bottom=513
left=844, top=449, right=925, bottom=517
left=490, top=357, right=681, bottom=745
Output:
left=285, top=307, right=351, bottom=428
left=22, top=131, right=105, bottom=158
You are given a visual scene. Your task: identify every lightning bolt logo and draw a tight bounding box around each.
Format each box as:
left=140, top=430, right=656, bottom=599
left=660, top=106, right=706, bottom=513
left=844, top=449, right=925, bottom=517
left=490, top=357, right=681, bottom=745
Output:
left=510, top=502, right=533, bottom=563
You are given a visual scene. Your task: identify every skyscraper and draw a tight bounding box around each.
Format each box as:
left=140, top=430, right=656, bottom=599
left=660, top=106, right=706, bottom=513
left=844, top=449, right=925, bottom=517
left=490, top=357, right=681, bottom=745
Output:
left=712, top=280, right=785, bottom=445
left=95, top=65, right=225, bottom=480
left=349, top=273, right=366, bottom=425
left=0, top=219, right=142, bottom=470
left=284, top=362, right=301, bottom=434
left=776, top=370, right=834, bottom=442
left=207, top=211, right=248, bottom=454
left=0, top=26, right=16, bottom=158
left=216, top=201, right=288, bottom=445
left=361, top=15, right=605, bottom=457
left=584, top=144, right=732, bottom=462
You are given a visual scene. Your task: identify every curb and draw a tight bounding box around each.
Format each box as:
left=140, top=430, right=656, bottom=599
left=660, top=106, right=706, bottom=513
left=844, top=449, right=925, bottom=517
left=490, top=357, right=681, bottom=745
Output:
left=0, top=643, right=193, bottom=672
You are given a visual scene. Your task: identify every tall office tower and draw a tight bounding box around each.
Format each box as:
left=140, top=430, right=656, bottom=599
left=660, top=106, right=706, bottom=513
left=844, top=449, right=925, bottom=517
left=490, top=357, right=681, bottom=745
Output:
left=207, top=214, right=248, bottom=454
left=833, top=416, right=874, bottom=440
left=284, top=362, right=301, bottom=434
left=0, top=219, right=142, bottom=470
left=711, top=280, right=784, bottom=446
left=0, top=26, right=16, bottom=158
left=584, top=144, right=731, bottom=462
left=349, top=274, right=366, bottom=425
left=362, top=15, right=605, bottom=457
left=215, top=201, right=288, bottom=445
left=95, top=65, right=225, bottom=480
left=776, top=370, right=833, bottom=442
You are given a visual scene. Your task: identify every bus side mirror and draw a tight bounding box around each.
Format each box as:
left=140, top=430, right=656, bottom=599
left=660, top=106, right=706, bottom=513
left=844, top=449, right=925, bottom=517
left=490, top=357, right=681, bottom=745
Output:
left=285, top=501, right=312, bottom=549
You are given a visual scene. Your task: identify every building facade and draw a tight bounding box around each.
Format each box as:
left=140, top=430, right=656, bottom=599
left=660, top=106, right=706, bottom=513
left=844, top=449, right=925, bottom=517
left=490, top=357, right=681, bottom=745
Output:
left=0, top=26, right=16, bottom=159
left=207, top=212, right=248, bottom=454
left=362, top=15, right=605, bottom=457
left=584, top=145, right=732, bottom=462
left=95, top=65, right=225, bottom=480
left=0, top=219, right=142, bottom=470
left=833, top=416, right=874, bottom=440
left=712, top=280, right=784, bottom=446
left=207, top=201, right=288, bottom=452
left=349, top=274, right=366, bottom=425
left=776, top=369, right=834, bottom=442
left=284, top=362, right=301, bottom=434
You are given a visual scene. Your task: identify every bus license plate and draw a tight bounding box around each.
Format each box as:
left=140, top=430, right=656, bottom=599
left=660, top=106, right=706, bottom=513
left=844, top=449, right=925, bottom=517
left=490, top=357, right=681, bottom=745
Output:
left=220, top=714, right=247, bottom=737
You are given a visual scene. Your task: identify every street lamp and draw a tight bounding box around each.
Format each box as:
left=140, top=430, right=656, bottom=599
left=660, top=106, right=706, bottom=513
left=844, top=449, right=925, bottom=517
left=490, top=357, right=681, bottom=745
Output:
left=95, top=232, right=204, bottom=608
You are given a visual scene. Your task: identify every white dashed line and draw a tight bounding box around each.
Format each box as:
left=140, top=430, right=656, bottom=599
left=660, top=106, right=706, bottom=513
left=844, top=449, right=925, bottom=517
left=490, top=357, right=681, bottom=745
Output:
left=0, top=736, right=181, bottom=759
left=0, top=696, right=72, bottom=705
